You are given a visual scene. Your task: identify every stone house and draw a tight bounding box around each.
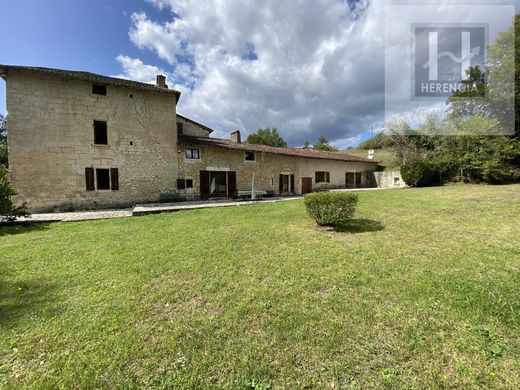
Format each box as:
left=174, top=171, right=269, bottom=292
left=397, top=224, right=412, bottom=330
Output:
left=0, top=65, right=378, bottom=212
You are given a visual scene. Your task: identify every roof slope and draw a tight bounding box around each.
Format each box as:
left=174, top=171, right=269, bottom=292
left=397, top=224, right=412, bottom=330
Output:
left=0, top=65, right=181, bottom=100
left=178, top=135, right=378, bottom=164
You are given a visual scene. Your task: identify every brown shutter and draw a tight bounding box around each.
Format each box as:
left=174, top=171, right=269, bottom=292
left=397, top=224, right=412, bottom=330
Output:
left=279, top=174, right=283, bottom=194
left=110, top=168, right=119, bottom=190
left=200, top=170, right=210, bottom=200
left=176, top=178, right=185, bottom=190
left=85, top=167, right=95, bottom=191
left=227, top=171, right=236, bottom=195
left=290, top=174, right=295, bottom=193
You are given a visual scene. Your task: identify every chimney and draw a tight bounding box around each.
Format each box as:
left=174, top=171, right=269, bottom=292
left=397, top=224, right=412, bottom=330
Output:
left=230, top=130, right=241, bottom=143
left=156, top=75, right=168, bottom=89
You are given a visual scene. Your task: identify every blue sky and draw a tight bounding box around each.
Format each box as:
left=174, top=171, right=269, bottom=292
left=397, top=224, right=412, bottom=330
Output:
left=1, top=1, right=518, bottom=148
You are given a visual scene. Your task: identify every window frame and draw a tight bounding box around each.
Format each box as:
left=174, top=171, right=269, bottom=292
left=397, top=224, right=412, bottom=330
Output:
left=185, top=148, right=200, bottom=159
left=315, top=171, right=330, bottom=183
left=92, top=84, right=107, bottom=96
left=95, top=168, right=111, bottom=190
left=244, top=151, right=255, bottom=161
left=93, top=120, right=108, bottom=145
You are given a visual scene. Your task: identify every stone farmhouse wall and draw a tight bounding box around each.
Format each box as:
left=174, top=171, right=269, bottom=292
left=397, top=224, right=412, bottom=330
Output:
left=177, top=115, right=211, bottom=138
left=178, top=142, right=378, bottom=195
left=373, top=171, right=407, bottom=188
left=6, top=71, right=178, bottom=212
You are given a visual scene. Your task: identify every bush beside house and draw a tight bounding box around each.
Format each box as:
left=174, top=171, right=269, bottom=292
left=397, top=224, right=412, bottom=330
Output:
left=0, top=164, right=28, bottom=223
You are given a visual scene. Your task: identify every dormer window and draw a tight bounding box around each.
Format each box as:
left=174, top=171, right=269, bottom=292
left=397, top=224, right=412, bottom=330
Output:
left=92, top=84, right=107, bottom=95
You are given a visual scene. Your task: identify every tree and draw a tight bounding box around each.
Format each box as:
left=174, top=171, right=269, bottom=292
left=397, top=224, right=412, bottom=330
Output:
left=0, top=114, right=6, bottom=167
left=313, top=135, right=338, bottom=151
left=0, top=164, right=28, bottom=223
left=303, top=139, right=310, bottom=149
left=246, top=127, right=287, bottom=147
left=359, top=132, right=395, bottom=150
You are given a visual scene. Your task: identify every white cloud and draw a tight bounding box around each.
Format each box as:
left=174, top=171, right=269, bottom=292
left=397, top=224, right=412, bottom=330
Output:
left=116, top=0, right=516, bottom=147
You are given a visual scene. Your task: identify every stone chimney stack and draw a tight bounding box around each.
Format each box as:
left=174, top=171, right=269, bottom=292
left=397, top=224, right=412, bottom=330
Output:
left=230, top=130, right=241, bottom=143
left=156, top=75, right=168, bottom=89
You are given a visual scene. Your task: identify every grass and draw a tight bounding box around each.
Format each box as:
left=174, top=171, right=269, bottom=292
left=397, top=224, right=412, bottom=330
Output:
left=1, top=184, right=519, bottom=388
left=343, top=148, right=400, bottom=170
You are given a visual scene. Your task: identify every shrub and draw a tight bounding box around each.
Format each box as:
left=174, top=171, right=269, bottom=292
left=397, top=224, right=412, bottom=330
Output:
left=0, top=164, right=28, bottom=223
left=400, top=160, right=435, bottom=187
left=304, top=192, right=358, bottom=227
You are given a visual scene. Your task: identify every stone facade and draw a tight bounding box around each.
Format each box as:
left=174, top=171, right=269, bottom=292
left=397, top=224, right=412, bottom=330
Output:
left=177, top=115, right=211, bottom=138
left=373, top=171, right=407, bottom=189
left=6, top=70, right=178, bottom=212
left=178, top=140, right=377, bottom=196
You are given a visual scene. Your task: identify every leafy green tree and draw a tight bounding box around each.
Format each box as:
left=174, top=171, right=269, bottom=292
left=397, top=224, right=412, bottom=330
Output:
left=359, top=132, right=395, bottom=150
left=0, top=114, right=6, bottom=167
left=313, top=135, right=338, bottom=151
left=0, top=164, right=28, bottom=223
left=303, top=139, right=310, bottom=149
left=246, top=127, right=287, bottom=147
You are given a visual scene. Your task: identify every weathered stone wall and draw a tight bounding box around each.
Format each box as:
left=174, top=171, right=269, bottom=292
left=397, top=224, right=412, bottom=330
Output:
left=178, top=142, right=378, bottom=195
left=373, top=171, right=407, bottom=188
left=7, top=71, right=178, bottom=212
left=177, top=116, right=211, bottom=138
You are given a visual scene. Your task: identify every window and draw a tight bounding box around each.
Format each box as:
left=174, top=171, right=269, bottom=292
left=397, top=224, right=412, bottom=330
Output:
left=96, top=169, right=110, bottom=190
left=93, top=120, right=108, bottom=145
left=177, top=122, right=184, bottom=135
left=245, top=151, right=255, bottom=161
left=185, top=179, right=193, bottom=188
left=92, top=84, right=106, bottom=95
left=185, top=148, right=200, bottom=159
left=315, top=171, right=330, bottom=183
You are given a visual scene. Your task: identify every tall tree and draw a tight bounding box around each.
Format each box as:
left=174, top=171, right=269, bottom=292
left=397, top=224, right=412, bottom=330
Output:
left=0, top=114, right=6, bottom=142
left=313, top=135, right=338, bottom=151
left=246, top=127, right=287, bottom=147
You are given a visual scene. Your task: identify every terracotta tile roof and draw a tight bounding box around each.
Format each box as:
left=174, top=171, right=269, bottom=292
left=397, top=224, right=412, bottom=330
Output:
left=0, top=64, right=181, bottom=101
left=178, top=135, right=378, bottom=164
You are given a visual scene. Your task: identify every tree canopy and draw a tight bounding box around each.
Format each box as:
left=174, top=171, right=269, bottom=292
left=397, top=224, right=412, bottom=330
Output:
left=313, top=135, right=338, bottom=151
left=246, top=127, right=287, bottom=147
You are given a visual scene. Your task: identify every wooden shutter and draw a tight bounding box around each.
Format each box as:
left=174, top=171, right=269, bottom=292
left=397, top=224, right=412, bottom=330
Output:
left=279, top=174, right=283, bottom=193
left=85, top=167, right=95, bottom=191
left=227, top=171, right=237, bottom=196
left=290, top=174, right=295, bottom=193
left=176, top=178, right=185, bottom=190
left=110, top=168, right=119, bottom=190
left=200, top=170, right=210, bottom=200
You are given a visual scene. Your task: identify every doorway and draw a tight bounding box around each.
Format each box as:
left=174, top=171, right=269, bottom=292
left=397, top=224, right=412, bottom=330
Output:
left=346, top=172, right=362, bottom=188
left=279, top=174, right=295, bottom=194
left=301, top=177, right=312, bottom=194
left=200, top=170, right=237, bottom=199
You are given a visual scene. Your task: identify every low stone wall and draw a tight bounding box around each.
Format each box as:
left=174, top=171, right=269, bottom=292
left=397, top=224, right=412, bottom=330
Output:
left=373, top=171, right=407, bottom=189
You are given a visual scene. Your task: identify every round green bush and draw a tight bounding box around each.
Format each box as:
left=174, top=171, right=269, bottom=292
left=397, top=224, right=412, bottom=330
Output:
left=304, top=192, right=358, bottom=227
left=400, top=161, right=434, bottom=187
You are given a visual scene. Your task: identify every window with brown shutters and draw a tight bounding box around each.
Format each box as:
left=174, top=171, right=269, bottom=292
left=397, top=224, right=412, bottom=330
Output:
left=85, top=167, right=95, bottom=191
left=96, top=169, right=110, bottom=190
left=110, top=168, right=119, bottom=191
left=315, top=171, right=330, bottom=183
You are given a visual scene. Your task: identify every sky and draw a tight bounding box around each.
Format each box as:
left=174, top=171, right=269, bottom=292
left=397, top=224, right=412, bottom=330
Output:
left=0, top=0, right=518, bottom=148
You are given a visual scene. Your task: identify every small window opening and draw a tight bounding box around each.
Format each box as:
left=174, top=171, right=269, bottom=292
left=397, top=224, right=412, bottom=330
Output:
left=315, top=171, right=330, bottom=183
left=186, top=179, right=193, bottom=189
left=92, top=84, right=107, bottom=96
left=177, top=122, right=183, bottom=135
left=245, top=151, right=255, bottom=161
left=93, top=120, right=108, bottom=145
left=130, top=141, right=133, bottom=146
left=185, top=148, right=200, bottom=159
left=130, top=94, right=134, bottom=98
left=96, top=169, right=110, bottom=190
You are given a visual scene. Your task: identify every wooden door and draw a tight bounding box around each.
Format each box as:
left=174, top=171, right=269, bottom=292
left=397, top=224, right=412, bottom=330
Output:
left=301, top=177, right=312, bottom=194
left=346, top=172, right=355, bottom=188
left=200, top=170, right=210, bottom=199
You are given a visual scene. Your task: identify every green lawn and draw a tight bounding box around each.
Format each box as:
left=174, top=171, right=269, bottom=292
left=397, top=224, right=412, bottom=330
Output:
left=1, top=185, right=519, bottom=389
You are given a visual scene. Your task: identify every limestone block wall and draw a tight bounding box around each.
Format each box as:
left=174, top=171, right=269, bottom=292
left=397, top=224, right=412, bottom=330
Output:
left=6, top=71, right=178, bottom=212
left=178, top=144, right=300, bottom=194
left=373, top=171, right=407, bottom=188
left=178, top=143, right=379, bottom=195
left=177, top=116, right=211, bottom=138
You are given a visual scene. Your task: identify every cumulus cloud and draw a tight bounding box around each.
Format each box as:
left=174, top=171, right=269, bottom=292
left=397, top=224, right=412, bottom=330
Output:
left=116, top=0, right=515, bottom=146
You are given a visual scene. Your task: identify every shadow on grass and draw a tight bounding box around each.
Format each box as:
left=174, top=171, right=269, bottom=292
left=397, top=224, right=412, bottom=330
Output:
left=0, top=276, right=58, bottom=329
left=334, top=219, right=385, bottom=233
left=0, top=222, right=50, bottom=237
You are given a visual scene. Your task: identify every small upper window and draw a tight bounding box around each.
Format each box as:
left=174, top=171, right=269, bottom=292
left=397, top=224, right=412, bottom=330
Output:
left=185, top=148, right=200, bottom=159
left=177, top=122, right=184, bottom=135
left=245, top=151, right=255, bottom=161
left=92, top=84, right=107, bottom=96
left=315, top=171, right=330, bottom=183
left=185, top=179, right=193, bottom=189
left=93, top=120, right=108, bottom=145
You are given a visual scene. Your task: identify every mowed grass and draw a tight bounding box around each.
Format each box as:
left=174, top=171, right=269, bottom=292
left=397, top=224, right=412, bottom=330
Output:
left=1, top=185, right=519, bottom=389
